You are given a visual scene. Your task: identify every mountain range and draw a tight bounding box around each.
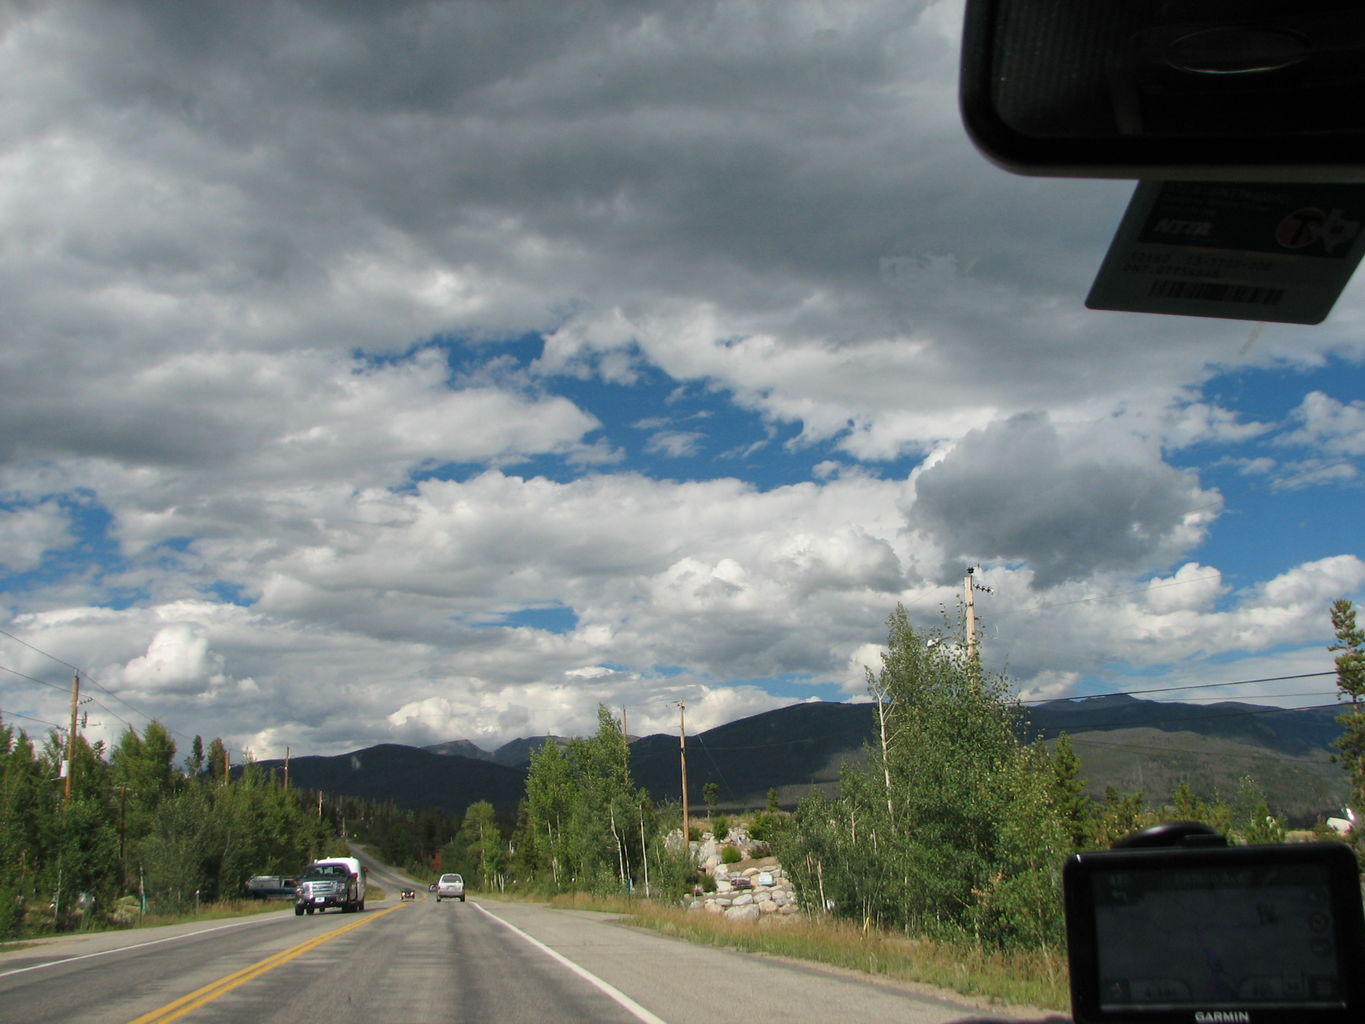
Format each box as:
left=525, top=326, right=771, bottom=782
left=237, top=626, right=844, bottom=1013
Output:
left=255, top=694, right=1350, bottom=825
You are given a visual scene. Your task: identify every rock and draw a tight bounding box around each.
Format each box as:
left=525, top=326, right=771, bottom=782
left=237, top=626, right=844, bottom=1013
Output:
left=686, top=857, right=802, bottom=924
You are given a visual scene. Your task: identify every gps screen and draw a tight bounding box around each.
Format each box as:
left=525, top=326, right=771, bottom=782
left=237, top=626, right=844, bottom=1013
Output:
left=1091, top=862, right=1343, bottom=1010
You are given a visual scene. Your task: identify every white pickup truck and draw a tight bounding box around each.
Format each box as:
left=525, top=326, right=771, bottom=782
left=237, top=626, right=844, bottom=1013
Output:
left=294, top=857, right=366, bottom=915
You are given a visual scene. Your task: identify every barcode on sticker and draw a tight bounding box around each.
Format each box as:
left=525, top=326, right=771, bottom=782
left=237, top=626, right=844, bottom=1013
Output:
left=1147, top=279, right=1285, bottom=306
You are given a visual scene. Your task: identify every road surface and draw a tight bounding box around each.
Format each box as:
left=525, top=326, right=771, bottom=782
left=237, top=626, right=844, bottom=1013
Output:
left=0, top=886, right=1065, bottom=1023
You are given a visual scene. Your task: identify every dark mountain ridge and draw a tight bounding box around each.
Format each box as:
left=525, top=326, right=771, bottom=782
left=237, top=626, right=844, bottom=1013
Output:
left=255, top=743, right=528, bottom=817
left=260, top=696, right=1348, bottom=820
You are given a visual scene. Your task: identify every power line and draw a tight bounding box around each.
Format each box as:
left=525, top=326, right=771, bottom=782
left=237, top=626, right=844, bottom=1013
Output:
left=0, top=707, right=67, bottom=733
left=0, top=663, right=140, bottom=734
left=0, top=663, right=73, bottom=694
left=1029, top=699, right=1345, bottom=737
left=1021, top=672, right=1337, bottom=706
left=684, top=677, right=1343, bottom=754
left=1173, top=690, right=1338, bottom=704
left=0, top=626, right=83, bottom=673
left=690, top=730, right=737, bottom=803
left=0, top=627, right=188, bottom=743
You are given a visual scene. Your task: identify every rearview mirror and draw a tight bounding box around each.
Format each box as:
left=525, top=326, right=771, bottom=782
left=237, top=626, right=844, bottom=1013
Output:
left=960, top=0, right=1365, bottom=180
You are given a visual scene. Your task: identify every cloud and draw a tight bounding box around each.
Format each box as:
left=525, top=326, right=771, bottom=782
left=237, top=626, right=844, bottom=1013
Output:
left=0, top=501, right=72, bottom=573
left=643, top=430, right=706, bottom=459
left=121, top=622, right=222, bottom=694
left=910, top=412, right=1221, bottom=587
left=1278, top=390, right=1365, bottom=462
left=1, top=1, right=1362, bottom=760
left=1142, top=563, right=1225, bottom=614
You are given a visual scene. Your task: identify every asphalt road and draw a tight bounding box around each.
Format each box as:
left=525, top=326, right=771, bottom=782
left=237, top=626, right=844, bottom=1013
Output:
left=0, top=888, right=1065, bottom=1024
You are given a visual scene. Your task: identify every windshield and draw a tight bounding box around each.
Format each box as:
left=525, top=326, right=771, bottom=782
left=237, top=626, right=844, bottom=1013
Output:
left=1, top=4, right=1361, bottom=1022
left=4, top=0, right=1357, bottom=787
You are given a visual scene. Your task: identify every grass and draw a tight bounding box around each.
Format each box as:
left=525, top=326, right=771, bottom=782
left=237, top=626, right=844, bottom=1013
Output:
left=535, top=892, right=1069, bottom=1012
left=129, top=898, right=294, bottom=927
left=0, top=898, right=287, bottom=952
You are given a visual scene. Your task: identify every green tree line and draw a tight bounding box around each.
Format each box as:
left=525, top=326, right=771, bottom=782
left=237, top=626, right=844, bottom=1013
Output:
left=0, top=720, right=357, bottom=937
left=767, top=601, right=1353, bottom=953
left=439, top=599, right=1364, bottom=957
left=7, top=598, right=1357, bottom=951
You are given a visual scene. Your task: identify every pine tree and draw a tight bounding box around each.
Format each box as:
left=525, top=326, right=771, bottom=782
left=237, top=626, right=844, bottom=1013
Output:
left=1330, top=599, right=1365, bottom=829
left=1049, top=732, right=1091, bottom=850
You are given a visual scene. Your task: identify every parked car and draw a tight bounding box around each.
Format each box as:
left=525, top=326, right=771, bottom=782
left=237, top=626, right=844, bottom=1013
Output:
left=245, top=875, right=298, bottom=900
left=435, top=873, right=465, bottom=902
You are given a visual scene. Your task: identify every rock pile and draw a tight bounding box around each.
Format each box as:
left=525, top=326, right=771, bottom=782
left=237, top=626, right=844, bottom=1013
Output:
left=686, top=861, right=800, bottom=921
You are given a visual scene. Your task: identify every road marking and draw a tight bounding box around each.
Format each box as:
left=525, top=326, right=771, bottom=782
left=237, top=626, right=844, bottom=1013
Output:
left=472, top=902, right=668, bottom=1024
left=0, top=915, right=283, bottom=979
left=125, top=903, right=407, bottom=1024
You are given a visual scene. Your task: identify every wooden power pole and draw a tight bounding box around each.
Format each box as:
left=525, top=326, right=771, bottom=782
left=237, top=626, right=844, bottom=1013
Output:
left=678, top=700, right=689, bottom=841
left=963, top=567, right=992, bottom=671
left=63, top=672, right=80, bottom=802
left=963, top=568, right=978, bottom=661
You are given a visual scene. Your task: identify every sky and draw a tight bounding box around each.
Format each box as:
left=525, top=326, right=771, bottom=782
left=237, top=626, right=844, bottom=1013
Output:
left=1, top=0, right=1362, bottom=763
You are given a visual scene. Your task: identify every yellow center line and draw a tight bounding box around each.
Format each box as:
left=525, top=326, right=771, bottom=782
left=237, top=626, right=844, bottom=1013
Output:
left=126, top=903, right=408, bottom=1024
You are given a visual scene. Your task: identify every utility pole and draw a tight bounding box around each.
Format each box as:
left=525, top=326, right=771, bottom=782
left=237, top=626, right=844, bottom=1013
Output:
left=63, top=672, right=80, bottom=802
left=678, top=700, right=689, bottom=843
left=284, top=746, right=290, bottom=790
left=963, top=567, right=993, bottom=673
left=963, top=568, right=977, bottom=662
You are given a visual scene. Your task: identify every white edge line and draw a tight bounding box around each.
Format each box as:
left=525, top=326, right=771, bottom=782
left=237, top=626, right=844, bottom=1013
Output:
left=471, top=901, right=668, bottom=1024
left=0, top=913, right=285, bottom=979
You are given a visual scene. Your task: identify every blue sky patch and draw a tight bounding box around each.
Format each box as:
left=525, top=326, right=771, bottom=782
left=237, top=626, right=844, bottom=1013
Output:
left=497, top=605, right=579, bottom=633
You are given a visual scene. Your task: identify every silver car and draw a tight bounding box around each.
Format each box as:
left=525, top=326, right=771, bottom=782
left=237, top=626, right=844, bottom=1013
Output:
left=435, top=872, right=465, bottom=902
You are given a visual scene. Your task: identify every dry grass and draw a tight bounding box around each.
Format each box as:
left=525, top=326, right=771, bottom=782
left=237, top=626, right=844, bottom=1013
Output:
left=0, top=896, right=291, bottom=950
left=539, top=893, right=1069, bottom=1012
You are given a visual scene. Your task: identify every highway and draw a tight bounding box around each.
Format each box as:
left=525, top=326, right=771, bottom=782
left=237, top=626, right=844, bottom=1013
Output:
left=0, top=884, right=1061, bottom=1023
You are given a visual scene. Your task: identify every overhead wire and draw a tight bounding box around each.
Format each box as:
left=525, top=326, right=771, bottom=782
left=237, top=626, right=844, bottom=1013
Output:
left=0, top=707, right=68, bottom=733
left=690, top=729, right=738, bottom=804
left=0, top=629, right=190, bottom=744
left=1020, top=671, right=1336, bottom=705
left=0, top=662, right=74, bottom=695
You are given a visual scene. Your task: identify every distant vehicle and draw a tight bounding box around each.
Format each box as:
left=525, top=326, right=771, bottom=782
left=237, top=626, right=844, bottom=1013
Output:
left=294, top=857, right=366, bottom=915
left=245, top=875, right=298, bottom=900
left=435, top=873, right=465, bottom=902
left=400, top=888, right=416, bottom=900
